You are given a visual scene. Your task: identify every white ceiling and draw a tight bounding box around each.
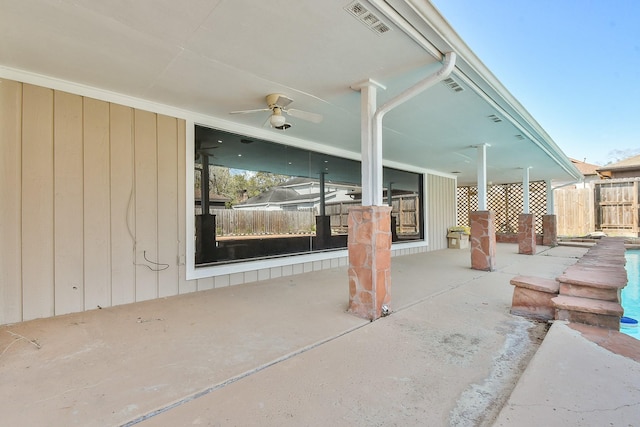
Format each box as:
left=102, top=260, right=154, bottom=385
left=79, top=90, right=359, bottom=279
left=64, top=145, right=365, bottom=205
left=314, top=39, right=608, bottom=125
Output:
left=0, top=0, right=582, bottom=185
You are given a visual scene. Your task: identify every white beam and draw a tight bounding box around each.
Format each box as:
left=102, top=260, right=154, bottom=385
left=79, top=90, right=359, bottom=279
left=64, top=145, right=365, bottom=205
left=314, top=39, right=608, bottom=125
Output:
left=546, top=179, right=554, bottom=214
left=351, top=79, right=385, bottom=206
left=476, top=144, right=489, bottom=210
left=523, top=167, right=531, bottom=214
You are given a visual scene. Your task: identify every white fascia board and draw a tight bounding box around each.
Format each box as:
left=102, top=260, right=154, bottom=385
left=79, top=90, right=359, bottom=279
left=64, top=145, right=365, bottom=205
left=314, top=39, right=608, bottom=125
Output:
left=375, top=1, right=582, bottom=182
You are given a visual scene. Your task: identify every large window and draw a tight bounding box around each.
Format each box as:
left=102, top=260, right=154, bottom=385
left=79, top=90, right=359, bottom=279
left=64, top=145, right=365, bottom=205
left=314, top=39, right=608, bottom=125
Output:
left=194, top=125, right=422, bottom=266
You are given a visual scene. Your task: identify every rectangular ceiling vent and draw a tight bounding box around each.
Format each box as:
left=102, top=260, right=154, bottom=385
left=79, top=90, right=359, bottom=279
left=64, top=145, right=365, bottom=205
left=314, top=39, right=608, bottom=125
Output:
left=344, top=1, right=392, bottom=36
left=488, top=114, right=503, bottom=123
left=442, top=77, right=464, bottom=93
left=372, top=22, right=391, bottom=34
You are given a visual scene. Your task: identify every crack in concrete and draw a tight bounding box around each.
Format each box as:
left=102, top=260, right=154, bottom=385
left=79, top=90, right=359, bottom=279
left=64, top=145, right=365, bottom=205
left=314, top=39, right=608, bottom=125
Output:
left=448, top=319, right=544, bottom=427
left=118, top=321, right=371, bottom=426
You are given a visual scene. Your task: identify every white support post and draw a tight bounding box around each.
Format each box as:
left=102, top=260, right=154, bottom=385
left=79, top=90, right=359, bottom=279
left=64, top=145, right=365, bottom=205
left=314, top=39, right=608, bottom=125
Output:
left=476, top=144, right=489, bottom=210
left=352, top=79, right=385, bottom=206
left=371, top=115, right=384, bottom=206
left=523, top=167, right=531, bottom=214
left=546, top=179, right=554, bottom=214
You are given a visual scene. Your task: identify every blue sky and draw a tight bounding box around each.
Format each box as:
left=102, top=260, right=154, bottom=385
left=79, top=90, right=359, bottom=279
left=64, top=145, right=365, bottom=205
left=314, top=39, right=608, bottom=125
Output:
left=431, top=0, right=640, bottom=165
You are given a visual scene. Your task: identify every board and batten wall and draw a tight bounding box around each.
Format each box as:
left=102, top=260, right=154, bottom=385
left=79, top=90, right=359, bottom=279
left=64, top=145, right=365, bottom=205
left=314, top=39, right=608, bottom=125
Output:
left=0, top=79, right=201, bottom=324
left=1, top=78, right=453, bottom=325
left=427, top=173, right=457, bottom=250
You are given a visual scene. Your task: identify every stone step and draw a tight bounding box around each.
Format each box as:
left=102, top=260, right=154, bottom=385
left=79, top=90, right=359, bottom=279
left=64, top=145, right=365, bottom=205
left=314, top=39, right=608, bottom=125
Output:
left=559, top=282, right=621, bottom=303
left=553, top=295, right=623, bottom=316
left=577, top=256, right=626, bottom=267
left=552, top=295, right=623, bottom=330
left=510, top=276, right=559, bottom=293
left=557, top=263, right=627, bottom=303
left=557, top=264, right=627, bottom=290
left=509, top=276, right=559, bottom=321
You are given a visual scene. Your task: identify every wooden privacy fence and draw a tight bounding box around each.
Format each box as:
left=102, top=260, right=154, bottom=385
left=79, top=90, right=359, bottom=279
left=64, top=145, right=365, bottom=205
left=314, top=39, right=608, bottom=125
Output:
left=595, top=178, right=639, bottom=235
left=552, top=179, right=639, bottom=237
left=393, top=194, right=420, bottom=235
left=554, top=187, right=594, bottom=236
left=212, top=209, right=316, bottom=236
left=457, top=181, right=547, bottom=234
left=208, top=194, right=421, bottom=237
left=325, top=195, right=420, bottom=235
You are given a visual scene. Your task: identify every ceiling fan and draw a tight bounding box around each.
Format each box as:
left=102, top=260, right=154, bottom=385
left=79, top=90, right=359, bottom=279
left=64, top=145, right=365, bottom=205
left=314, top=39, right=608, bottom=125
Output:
left=230, top=93, right=323, bottom=129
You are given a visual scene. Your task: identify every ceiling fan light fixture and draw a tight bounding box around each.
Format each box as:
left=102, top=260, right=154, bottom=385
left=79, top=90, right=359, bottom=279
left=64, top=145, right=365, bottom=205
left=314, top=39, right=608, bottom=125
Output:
left=270, top=113, right=286, bottom=128
left=230, top=93, right=321, bottom=127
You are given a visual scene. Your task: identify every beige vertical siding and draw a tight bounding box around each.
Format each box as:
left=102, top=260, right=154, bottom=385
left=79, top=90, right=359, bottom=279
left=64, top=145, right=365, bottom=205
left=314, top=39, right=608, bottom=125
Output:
left=0, top=79, right=200, bottom=323
left=53, top=91, right=84, bottom=315
left=84, top=98, right=112, bottom=309
left=22, top=84, right=55, bottom=320
left=157, top=115, right=180, bottom=297
left=427, top=174, right=457, bottom=250
left=133, top=110, right=160, bottom=301
left=109, top=104, right=136, bottom=305
left=176, top=120, right=193, bottom=294
left=0, top=79, right=23, bottom=324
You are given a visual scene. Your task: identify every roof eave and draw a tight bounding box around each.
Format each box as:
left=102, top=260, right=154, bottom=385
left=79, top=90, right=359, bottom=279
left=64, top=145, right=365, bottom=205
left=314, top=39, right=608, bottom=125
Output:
left=384, top=0, right=582, bottom=182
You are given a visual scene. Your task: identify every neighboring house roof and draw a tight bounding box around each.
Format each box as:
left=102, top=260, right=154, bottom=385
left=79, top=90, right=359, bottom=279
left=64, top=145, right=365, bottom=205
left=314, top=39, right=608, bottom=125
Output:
left=569, top=158, right=600, bottom=177
left=0, top=1, right=581, bottom=185
left=194, top=189, right=231, bottom=203
left=281, top=177, right=358, bottom=190
left=281, top=177, right=315, bottom=187
left=597, top=154, right=640, bottom=173
left=237, top=185, right=346, bottom=208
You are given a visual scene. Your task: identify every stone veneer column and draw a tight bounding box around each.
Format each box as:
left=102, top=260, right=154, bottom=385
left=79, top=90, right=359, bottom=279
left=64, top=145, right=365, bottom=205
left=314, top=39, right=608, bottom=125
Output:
left=348, top=206, right=392, bottom=320
left=542, top=214, right=558, bottom=246
left=518, top=213, right=536, bottom=255
left=470, top=211, right=496, bottom=271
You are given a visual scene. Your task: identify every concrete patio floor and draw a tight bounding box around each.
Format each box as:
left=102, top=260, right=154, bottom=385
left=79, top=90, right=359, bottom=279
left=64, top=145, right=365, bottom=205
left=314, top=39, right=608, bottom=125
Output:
left=1, top=244, right=639, bottom=426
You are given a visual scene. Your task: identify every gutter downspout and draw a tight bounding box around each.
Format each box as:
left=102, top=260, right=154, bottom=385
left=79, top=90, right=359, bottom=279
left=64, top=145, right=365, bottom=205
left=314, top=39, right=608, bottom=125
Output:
left=369, top=51, right=456, bottom=205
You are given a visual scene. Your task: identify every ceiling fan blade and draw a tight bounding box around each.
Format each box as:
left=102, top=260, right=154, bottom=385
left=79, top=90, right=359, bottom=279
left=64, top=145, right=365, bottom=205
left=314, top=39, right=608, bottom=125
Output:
left=274, top=95, right=293, bottom=108
left=285, top=108, right=323, bottom=123
left=229, top=108, right=270, bottom=115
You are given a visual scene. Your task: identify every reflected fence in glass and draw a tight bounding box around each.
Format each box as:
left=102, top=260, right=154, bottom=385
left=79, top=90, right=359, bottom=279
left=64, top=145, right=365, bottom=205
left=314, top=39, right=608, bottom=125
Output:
left=194, top=125, right=423, bottom=266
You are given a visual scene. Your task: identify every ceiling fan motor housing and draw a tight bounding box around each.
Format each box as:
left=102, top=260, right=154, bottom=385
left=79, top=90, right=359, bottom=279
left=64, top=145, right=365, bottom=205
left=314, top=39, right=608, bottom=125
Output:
left=266, top=93, right=293, bottom=109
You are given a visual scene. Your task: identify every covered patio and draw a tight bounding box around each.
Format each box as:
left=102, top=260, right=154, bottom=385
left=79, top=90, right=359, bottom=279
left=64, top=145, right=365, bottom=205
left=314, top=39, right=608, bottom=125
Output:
left=1, top=0, right=583, bottom=326
left=2, top=243, right=639, bottom=426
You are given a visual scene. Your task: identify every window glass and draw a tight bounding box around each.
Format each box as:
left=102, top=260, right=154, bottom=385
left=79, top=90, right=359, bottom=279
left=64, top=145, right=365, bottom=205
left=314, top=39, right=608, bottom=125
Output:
left=194, top=125, right=422, bottom=266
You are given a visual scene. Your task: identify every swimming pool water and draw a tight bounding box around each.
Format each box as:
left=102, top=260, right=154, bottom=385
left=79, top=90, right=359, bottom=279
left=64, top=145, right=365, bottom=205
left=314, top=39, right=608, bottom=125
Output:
left=622, top=250, right=640, bottom=340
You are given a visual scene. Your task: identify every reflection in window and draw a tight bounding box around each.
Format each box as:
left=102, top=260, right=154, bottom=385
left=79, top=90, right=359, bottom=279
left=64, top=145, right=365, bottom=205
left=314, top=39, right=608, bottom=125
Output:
left=194, top=125, right=423, bottom=266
